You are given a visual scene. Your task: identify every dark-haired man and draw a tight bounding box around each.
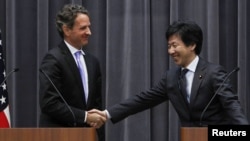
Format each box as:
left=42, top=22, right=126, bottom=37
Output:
left=39, top=4, right=105, bottom=141
left=90, top=20, right=248, bottom=127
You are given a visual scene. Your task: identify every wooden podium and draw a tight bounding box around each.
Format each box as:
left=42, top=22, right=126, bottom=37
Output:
left=180, top=127, right=208, bottom=141
left=0, top=128, right=97, bottom=141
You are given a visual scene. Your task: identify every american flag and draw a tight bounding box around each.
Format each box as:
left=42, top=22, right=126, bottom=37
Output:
left=0, top=29, right=11, bottom=128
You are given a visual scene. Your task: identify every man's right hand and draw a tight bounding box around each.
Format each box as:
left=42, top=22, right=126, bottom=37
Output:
left=86, top=109, right=107, bottom=128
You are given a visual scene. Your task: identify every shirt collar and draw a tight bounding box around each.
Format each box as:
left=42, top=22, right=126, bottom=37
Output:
left=185, top=56, right=199, bottom=73
left=64, top=40, right=85, bottom=55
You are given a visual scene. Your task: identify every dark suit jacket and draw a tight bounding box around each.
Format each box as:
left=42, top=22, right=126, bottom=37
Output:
left=108, top=58, right=248, bottom=126
left=39, top=41, right=102, bottom=127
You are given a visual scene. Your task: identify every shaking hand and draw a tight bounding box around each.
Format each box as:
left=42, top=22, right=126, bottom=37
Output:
left=86, top=109, right=107, bottom=128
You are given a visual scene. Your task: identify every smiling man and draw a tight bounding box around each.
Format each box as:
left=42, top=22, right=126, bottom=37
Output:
left=39, top=4, right=105, bottom=141
left=90, top=20, right=248, bottom=128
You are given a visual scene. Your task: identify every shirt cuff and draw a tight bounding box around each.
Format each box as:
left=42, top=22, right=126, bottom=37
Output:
left=104, top=109, right=111, bottom=119
left=84, top=111, right=88, bottom=122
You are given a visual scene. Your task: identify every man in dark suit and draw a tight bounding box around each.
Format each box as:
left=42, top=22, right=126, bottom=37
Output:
left=90, top=20, right=248, bottom=127
left=39, top=4, right=106, bottom=141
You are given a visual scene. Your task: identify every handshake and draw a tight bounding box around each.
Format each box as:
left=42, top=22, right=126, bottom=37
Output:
left=86, top=109, right=107, bottom=128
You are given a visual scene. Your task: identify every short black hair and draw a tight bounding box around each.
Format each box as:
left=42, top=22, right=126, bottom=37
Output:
left=165, top=20, right=203, bottom=55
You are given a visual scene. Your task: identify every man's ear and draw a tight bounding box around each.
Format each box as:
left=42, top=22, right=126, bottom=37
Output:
left=190, top=43, right=196, bottom=51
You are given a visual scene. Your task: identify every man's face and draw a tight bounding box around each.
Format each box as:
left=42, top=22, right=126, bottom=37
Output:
left=64, top=13, right=91, bottom=49
left=167, top=35, right=196, bottom=68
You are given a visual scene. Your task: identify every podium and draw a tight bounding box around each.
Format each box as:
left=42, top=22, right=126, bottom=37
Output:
left=0, top=128, right=97, bottom=141
left=180, top=127, right=207, bottom=141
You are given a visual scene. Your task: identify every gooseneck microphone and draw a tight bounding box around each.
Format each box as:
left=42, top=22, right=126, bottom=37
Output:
left=0, top=68, right=19, bottom=86
left=199, top=67, right=240, bottom=126
left=39, top=69, right=77, bottom=127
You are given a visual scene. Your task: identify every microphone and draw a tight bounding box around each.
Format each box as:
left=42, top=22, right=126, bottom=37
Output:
left=199, top=67, right=240, bottom=126
left=0, top=68, right=19, bottom=86
left=39, top=69, right=77, bottom=127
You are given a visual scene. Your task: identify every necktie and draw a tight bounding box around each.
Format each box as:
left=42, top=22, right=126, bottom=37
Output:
left=180, top=69, right=189, bottom=102
left=74, top=51, right=88, bottom=102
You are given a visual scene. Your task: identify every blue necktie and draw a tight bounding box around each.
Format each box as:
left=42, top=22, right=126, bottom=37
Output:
left=180, top=69, right=189, bottom=102
left=74, top=51, right=88, bottom=102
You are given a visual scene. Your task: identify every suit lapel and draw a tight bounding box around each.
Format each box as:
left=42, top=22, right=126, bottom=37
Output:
left=59, top=42, right=86, bottom=103
left=83, top=53, right=93, bottom=106
left=189, top=58, right=207, bottom=104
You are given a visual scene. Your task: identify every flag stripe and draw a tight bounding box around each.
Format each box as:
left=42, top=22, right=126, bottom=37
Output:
left=0, top=29, right=11, bottom=128
left=0, top=111, right=10, bottom=127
